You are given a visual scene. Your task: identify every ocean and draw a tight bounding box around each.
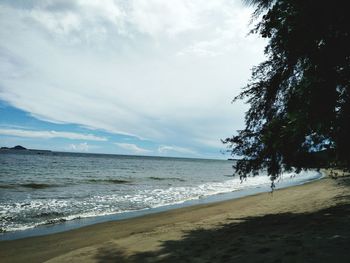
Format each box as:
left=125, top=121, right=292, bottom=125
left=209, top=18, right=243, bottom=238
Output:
left=0, top=151, right=322, bottom=239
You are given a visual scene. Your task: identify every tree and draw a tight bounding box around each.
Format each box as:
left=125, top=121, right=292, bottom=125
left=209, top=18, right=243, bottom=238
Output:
left=224, top=0, right=350, bottom=184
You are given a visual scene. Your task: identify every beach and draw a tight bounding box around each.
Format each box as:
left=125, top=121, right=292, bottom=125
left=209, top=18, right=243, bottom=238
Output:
left=1, top=172, right=350, bottom=262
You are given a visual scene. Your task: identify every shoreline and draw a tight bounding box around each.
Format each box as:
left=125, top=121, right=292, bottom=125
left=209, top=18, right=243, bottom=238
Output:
left=1, top=173, right=350, bottom=262
left=1, top=171, right=323, bottom=241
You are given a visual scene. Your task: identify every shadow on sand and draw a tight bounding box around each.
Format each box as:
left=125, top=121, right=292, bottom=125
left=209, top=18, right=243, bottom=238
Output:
left=95, top=179, right=350, bottom=263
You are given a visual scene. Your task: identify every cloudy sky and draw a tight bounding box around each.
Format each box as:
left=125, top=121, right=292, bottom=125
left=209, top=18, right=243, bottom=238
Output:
left=0, top=0, right=265, bottom=158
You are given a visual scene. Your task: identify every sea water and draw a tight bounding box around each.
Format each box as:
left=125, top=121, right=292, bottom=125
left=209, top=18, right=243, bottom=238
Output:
left=0, top=151, right=321, bottom=239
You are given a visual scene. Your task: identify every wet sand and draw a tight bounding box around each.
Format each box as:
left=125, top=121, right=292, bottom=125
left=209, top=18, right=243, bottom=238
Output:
left=1, top=172, right=350, bottom=262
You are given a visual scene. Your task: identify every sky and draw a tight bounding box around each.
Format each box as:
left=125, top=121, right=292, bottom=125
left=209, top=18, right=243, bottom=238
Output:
left=0, top=0, right=265, bottom=159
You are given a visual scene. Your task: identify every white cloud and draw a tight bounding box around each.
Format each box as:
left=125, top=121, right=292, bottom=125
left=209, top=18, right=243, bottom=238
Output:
left=115, top=143, right=151, bottom=154
left=0, top=0, right=266, bottom=155
left=158, top=145, right=197, bottom=155
left=67, top=142, right=89, bottom=152
left=130, top=0, right=198, bottom=37
left=0, top=128, right=107, bottom=141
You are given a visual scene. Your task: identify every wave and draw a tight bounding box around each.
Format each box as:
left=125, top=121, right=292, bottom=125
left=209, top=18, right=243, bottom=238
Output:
left=20, top=183, right=58, bottom=189
left=86, top=179, right=132, bottom=184
left=148, top=176, right=186, bottom=182
left=0, top=183, right=60, bottom=189
left=43, top=218, right=67, bottom=225
left=35, top=211, right=64, bottom=218
left=0, top=184, right=16, bottom=189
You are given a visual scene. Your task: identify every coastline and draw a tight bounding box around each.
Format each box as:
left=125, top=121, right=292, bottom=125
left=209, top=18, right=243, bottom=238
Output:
left=1, top=173, right=350, bottom=262
left=0, top=171, right=322, bottom=241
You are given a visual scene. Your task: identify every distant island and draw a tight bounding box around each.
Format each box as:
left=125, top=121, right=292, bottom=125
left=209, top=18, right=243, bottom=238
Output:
left=0, top=145, right=51, bottom=154
left=1, top=145, right=27, bottom=150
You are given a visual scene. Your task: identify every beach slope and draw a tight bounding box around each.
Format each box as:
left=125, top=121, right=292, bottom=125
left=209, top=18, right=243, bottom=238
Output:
left=1, top=175, right=350, bottom=262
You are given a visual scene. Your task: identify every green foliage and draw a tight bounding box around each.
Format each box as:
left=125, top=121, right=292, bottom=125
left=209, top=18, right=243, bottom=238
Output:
left=224, top=0, right=350, bottom=182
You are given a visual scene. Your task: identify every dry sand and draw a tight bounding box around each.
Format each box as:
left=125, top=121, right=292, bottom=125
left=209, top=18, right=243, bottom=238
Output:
left=1, top=172, right=350, bottom=262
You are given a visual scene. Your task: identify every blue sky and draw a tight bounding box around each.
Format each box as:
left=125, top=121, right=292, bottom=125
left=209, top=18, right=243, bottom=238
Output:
left=0, top=0, right=265, bottom=158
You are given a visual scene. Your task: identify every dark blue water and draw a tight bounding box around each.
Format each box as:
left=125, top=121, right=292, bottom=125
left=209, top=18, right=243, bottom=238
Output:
left=0, top=151, right=321, bottom=237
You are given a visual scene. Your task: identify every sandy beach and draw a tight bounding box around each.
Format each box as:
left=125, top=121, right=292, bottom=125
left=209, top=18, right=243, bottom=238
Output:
left=1, top=172, right=350, bottom=263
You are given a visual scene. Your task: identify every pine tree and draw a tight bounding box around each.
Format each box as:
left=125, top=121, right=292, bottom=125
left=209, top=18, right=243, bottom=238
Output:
left=224, top=0, right=350, bottom=183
